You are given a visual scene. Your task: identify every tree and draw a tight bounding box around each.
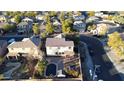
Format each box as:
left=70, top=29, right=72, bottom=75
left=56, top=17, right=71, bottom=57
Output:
left=98, top=24, right=108, bottom=36
left=33, top=24, right=40, bottom=35
left=2, top=24, right=16, bottom=32
left=112, top=15, right=124, bottom=24
left=46, top=22, right=54, bottom=34
left=67, top=12, right=73, bottom=17
left=108, top=32, right=124, bottom=56
left=107, top=15, right=114, bottom=20
left=45, top=15, right=54, bottom=34
left=59, top=12, right=65, bottom=22
left=77, top=11, right=82, bottom=16
left=0, top=74, right=4, bottom=80
left=35, top=60, right=47, bottom=76
left=14, top=15, right=21, bottom=24
left=87, top=11, right=95, bottom=17
left=49, top=11, right=57, bottom=17
left=66, top=27, right=71, bottom=33
left=11, top=24, right=17, bottom=31
left=3, top=24, right=11, bottom=32
left=45, top=14, right=51, bottom=22
left=65, top=69, right=79, bottom=78
left=41, top=32, right=47, bottom=39
left=24, top=11, right=37, bottom=18
left=87, top=24, right=97, bottom=31
left=61, top=18, right=73, bottom=34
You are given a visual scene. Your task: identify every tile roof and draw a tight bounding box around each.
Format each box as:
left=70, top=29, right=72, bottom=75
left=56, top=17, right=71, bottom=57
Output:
left=46, top=38, right=74, bottom=47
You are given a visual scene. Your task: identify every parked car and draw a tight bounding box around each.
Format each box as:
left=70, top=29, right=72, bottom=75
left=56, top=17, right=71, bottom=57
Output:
left=95, top=67, right=101, bottom=74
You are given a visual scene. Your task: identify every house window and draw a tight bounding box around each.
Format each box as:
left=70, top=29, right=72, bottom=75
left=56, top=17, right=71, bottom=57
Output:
left=55, top=52, right=58, bottom=55
left=62, top=52, right=64, bottom=54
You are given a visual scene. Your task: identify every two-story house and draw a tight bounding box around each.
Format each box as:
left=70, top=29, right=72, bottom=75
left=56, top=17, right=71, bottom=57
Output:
left=36, top=15, right=45, bottom=22
left=0, top=40, right=8, bottom=57
left=17, top=21, right=32, bottom=34
left=73, top=15, right=85, bottom=21
left=6, top=36, right=42, bottom=60
left=22, top=17, right=33, bottom=23
left=46, top=38, right=74, bottom=57
left=0, top=15, right=7, bottom=22
left=73, top=21, right=86, bottom=32
left=53, top=20, right=62, bottom=33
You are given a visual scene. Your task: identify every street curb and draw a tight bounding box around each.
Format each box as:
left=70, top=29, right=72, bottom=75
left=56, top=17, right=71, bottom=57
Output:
left=79, top=41, right=94, bottom=80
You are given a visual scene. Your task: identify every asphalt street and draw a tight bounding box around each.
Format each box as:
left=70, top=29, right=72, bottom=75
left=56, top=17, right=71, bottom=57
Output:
left=0, top=35, right=28, bottom=41
left=80, top=35, right=122, bottom=81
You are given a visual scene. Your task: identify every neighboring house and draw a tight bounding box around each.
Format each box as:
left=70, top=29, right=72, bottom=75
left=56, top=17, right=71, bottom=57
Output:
left=73, top=21, right=86, bottom=32
left=53, top=20, right=62, bottom=33
left=53, top=20, right=61, bottom=26
left=22, top=17, right=33, bottom=23
left=36, top=15, right=45, bottom=22
left=0, top=15, right=7, bottom=22
left=101, top=14, right=109, bottom=19
left=10, top=17, right=16, bottom=23
left=54, top=34, right=64, bottom=39
left=17, top=22, right=32, bottom=34
left=91, top=23, right=108, bottom=35
left=73, top=15, right=85, bottom=21
left=95, top=12, right=109, bottom=19
left=6, top=36, right=42, bottom=60
left=118, top=11, right=124, bottom=16
left=95, top=11, right=103, bottom=17
left=0, top=40, right=8, bottom=56
left=46, top=38, right=74, bottom=56
left=90, top=29, right=98, bottom=35
left=86, top=16, right=101, bottom=23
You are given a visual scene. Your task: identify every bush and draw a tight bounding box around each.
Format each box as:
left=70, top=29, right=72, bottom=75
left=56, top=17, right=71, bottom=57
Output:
left=0, top=74, right=4, bottom=80
left=65, top=69, right=79, bottom=78
left=35, top=60, right=48, bottom=76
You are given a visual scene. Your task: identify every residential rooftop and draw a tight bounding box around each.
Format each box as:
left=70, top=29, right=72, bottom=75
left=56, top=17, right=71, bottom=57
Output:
left=46, top=38, right=74, bottom=47
left=8, top=36, right=41, bottom=48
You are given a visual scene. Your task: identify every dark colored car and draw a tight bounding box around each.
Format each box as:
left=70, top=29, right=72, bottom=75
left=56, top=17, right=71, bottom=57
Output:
left=95, top=67, right=101, bottom=74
